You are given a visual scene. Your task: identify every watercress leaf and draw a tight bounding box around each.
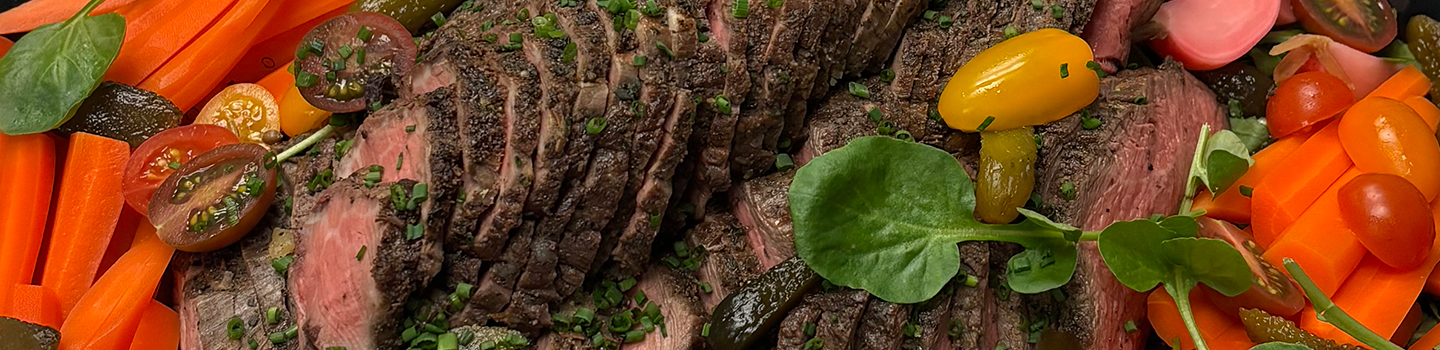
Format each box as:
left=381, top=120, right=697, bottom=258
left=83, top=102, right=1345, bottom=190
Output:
left=791, top=137, right=1071, bottom=303
left=0, top=0, right=124, bottom=135
left=1096, top=220, right=1178, bottom=292
left=1158, top=215, right=1200, bottom=238
left=1228, top=117, right=1271, bottom=152
left=1005, top=243, right=1078, bottom=294
left=1160, top=237, right=1253, bottom=297
left=1196, top=130, right=1254, bottom=195
left=1017, top=208, right=1083, bottom=242
left=1249, top=342, right=1313, bottom=350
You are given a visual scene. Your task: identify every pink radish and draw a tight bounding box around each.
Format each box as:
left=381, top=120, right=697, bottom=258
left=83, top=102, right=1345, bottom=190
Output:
left=1149, top=0, right=1282, bottom=71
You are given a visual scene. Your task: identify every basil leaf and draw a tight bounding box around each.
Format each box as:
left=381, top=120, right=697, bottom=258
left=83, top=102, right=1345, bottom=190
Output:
left=791, top=137, right=1073, bottom=303
left=1229, top=117, right=1270, bottom=152
left=0, top=0, right=124, bottom=135
left=1160, top=237, right=1252, bottom=296
left=1249, top=343, right=1312, bottom=350
left=1195, top=130, right=1254, bottom=195
left=1005, top=243, right=1078, bottom=294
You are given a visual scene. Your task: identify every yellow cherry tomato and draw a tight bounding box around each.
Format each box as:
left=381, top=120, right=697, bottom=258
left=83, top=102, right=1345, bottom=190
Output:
left=196, top=84, right=281, bottom=144
left=938, top=28, right=1101, bottom=132
left=279, top=84, right=333, bottom=137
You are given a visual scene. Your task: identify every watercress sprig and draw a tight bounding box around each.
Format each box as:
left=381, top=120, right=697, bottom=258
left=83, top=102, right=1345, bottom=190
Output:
left=0, top=0, right=125, bottom=135
left=1283, top=259, right=1405, bottom=350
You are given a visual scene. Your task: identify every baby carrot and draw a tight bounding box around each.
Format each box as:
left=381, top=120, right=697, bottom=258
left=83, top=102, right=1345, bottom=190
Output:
left=1252, top=121, right=1352, bottom=245
left=58, top=223, right=174, bottom=350
left=40, top=133, right=129, bottom=321
left=1402, top=96, right=1440, bottom=132
left=0, top=134, right=56, bottom=298
left=1196, top=131, right=1311, bottom=225
left=104, top=0, right=239, bottom=85
left=1148, top=288, right=1255, bottom=350
left=1262, top=169, right=1365, bottom=296
left=128, top=301, right=180, bottom=350
left=0, top=284, right=63, bottom=329
left=0, top=0, right=140, bottom=34
left=1368, top=65, right=1433, bottom=101
left=139, top=0, right=283, bottom=111
left=96, top=208, right=142, bottom=278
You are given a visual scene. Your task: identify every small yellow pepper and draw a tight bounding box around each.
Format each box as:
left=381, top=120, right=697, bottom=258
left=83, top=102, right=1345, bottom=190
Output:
left=279, top=84, right=333, bottom=137
left=938, top=28, right=1100, bottom=132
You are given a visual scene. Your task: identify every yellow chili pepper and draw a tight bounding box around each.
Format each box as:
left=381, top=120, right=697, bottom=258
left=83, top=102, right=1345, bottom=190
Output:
left=938, top=28, right=1100, bottom=132
left=279, top=84, right=333, bottom=137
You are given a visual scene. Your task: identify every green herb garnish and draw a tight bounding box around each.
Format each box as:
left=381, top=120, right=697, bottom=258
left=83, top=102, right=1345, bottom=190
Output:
left=847, top=82, right=870, bottom=99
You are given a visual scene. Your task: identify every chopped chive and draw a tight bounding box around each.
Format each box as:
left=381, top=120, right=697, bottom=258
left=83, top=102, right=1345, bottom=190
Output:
left=937, top=15, right=953, bottom=28
left=563, top=42, right=578, bottom=62
left=698, top=281, right=712, bottom=294
left=656, top=41, right=674, bottom=58
left=269, top=332, right=287, bottom=344
left=976, top=116, right=995, bottom=131
left=407, top=224, right=424, bottom=240
left=1004, top=25, right=1019, bottom=38
left=358, top=26, right=373, bottom=41
left=868, top=107, right=883, bottom=121
left=1086, top=61, right=1107, bottom=78
left=701, top=323, right=711, bottom=337
left=1080, top=110, right=1102, bottom=130
left=168, top=161, right=181, bottom=169
left=308, top=40, right=325, bottom=55
left=1124, top=320, right=1138, bottom=334
left=432, top=12, right=448, bottom=27
left=894, top=130, right=914, bottom=142
left=619, top=278, right=638, bottom=292
left=1051, top=5, right=1064, bottom=19
left=265, top=307, right=281, bottom=325
left=295, top=71, right=318, bottom=88
left=963, top=274, right=979, bottom=287
left=767, top=0, right=782, bottom=8
left=586, top=117, right=609, bottom=135
left=406, top=125, right=416, bottom=132
left=847, top=82, right=870, bottom=99
left=879, top=69, right=895, bottom=83
left=714, top=95, right=732, bottom=114
left=1059, top=63, right=1069, bottom=78
left=1133, top=95, right=1147, bottom=105
left=633, top=55, right=647, bottom=66
left=1031, top=0, right=1044, bottom=9
left=356, top=246, right=367, bottom=261
left=775, top=154, right=795, bottom=172
left=227, top=317, right=245, bottom=340
left=272, top=256, right=294, bottom=277
left=923, top=10, right=937, bottom=20
left=733, top=0, right=749, bottom=18
left=510, top=33, right=523, bottom=44
left=338, top=45, right=353, bottom=59
left=1060, top=182, right=1077, bottom=200
left=1239, top=186, right=1254, bottom=197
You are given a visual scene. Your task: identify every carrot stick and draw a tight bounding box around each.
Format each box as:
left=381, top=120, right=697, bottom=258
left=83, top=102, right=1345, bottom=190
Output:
left=1403, top=96, right=1440, bottom=132
left=1262, top=169, right=1365, bottom=296
left=0, top=284, right=63, bottom=329
left=0, top=134, right=56, bottom=299
left=128, top=301, right=179, bottom=350
left=1148, top=288, right=1255, bottom=350
left=1298, top=202, right=1440, bottom=346
left=138, top=0, right=284, bottom=111
left=1197, top=132, right=1312, bottom=225
left=103, top=0, right=240, bottom=85
left=1252, top=121, right=1353, bottom=245
left=256, top=62, right=294, bottom=101
left=1368, top=65, right=1433, bottom=101
left=1410, top=324, right=1440, bottom=350
left=0, top=0, right=141, bottom=34
left=223, top=7, right=343, bottom=85
left=58, top=223, right=173, bottom=350
left=0, top=37, right=13, bottom=58
left=96, top=207, right=142, bottom=279
left=40, top=133, right=130, bottom=321
left=253, top=0, right=352, bottom=45
left=1392, top=303, right=1423, bottom=346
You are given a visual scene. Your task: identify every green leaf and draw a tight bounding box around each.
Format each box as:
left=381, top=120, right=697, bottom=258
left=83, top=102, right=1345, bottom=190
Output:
left=1161, top=237, right=1252, bottom=296
left=1017, top=208, right=1082, bottom=242
left=0, top=0, right=124, bottom=135
left=1196, top=130, right=1254, bottom=195
left=1157, top=216, right=1199, bottom=238
left=1005, top=243, right=1078, bottom=294
left=791, top=137, right=1073, bottom=303
left=1097, top=220, right=1180, bottom=291
left=1229, top=118, right=1270, bottom=152
left=1249, top=343, right=1312, bottom=350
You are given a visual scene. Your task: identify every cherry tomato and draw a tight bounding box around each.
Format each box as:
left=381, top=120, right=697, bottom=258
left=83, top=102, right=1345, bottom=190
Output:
left=121, top=125, right=240, bottom=214
left=1266, top=71, right=1354, bottom=138
left=149, top=143, right=277, bottom=252
left=1196, top=218, right=1305, bottom=318
left=1291, top=0, right=1398, bottom=53
left=1338, top=96, right=1440, bottom=200
left=196, top=84, right=282, bottom=144
left=1337, top=173, right=1436, bottom=269
left=295, top=12, right=416, bottom=113
left=278, top=84, right=333, bottom=136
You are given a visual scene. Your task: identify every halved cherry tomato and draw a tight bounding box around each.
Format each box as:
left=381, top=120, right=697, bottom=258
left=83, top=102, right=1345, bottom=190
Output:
left=295, top=12, right=416, bottom=113
left=1337, top=173, right=1436, bottom=269
left=121, top=125, right=241, bottom=214
left=1291, top=0, right=1398, bottom=53
left=1196, top=218, right=1305, bottom=318
left=279, top=84, right=333, bottom=136
left=148, top=143, right=277, bottom=252
left=1338, top=97, right=1440, bottom=200
left=196, top=84, right=282, bottom=145
left=1266, top=71, right=1354, bottom=138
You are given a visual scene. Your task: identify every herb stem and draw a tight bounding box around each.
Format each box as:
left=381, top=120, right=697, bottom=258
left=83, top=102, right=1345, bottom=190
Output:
left=1179, top=124, right=1212, bottom=214
left=1079, top=231, right=1101, bottom=242
left=70, top=0, right=108, bottom=23
left=1283, top=259, right=1405, bottom=350
left=1164, top=276, right=1209, bottom=350
left=276, top=125, right=335, bottom=163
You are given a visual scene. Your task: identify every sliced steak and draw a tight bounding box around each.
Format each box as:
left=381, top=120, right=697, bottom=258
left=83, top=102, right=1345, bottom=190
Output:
left=620, top=266, right=707, bottom=350
left=679, top=0, right=752, bottom=218
left=944, top=242, right=990, bottom=350
left=468, top=19, right=543, bottom=260
left=775, top=288, right=869, bottom=350
left=728, top=0, right=827, bottom=179
left=174, top=226, right=296, bottom=350
left=1031, top=62, right=1227, bottom=350
left=288, top=179, right=443, bottom=350
left=686, top=210, right=762, bottom=312
left=843, top=0, right=927, bottom=77
left=536, top=333, right=599, bottom=350
left=1082, top=0, right=1162, bottom=74
left=807, top=0, right=865, bottom=101
left=850, top=300, right=910, bottom=350
left=729, top=170, right=796, bottom=271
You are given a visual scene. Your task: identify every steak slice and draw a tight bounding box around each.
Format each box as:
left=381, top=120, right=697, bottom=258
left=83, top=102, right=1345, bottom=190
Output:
left=619, top=266, right=707, bottom=350
left=850, top=300, right=910, bottom=350
left=288, top=179, right=443, bottom=350
left=775, top=288, right=869, bottom=350
left=174, top=226, right=296, bottom=350
left=678, top=0, right=752, bottom=218
left=686, top=210, right=761, bottom=312
left=729, top=170, right=796, bottom=271
left=844, top=0, right=927, bottom=77
left=1030, top=62, right=1227, bottom=350
left=1082, top=0, right=1162, bottom=74
left=469, top=18, right=543, bottom=260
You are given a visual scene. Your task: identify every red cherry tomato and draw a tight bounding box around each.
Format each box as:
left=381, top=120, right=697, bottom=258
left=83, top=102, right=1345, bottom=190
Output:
left=121, top=125, right=240, bottom=214
left=1196, top=218, right=1305, bottom=318
left=1291, top=0, right=1398, bottom=53
left=1337, top=173, right=1436, bottom=269
left=149, top=143, right=277, bottom=252
left=1266, top=71, right=1354, bottom=138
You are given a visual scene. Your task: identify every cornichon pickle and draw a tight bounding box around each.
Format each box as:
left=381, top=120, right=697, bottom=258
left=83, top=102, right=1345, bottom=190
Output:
left=0, top=316, right=59, bottom=350
left=350, top=0, right=465, bottom=34
left=1192, top=61, right=1275, bottom=118
left=707, top=257, right=822, bottom=350
left=1407, top=15, right=1440, bottom=97
left=977, top=126, right=1037, bottom=224
left=55, top=82, right=183, bottom=149
left=1238, top=308, right=1362, bottom=350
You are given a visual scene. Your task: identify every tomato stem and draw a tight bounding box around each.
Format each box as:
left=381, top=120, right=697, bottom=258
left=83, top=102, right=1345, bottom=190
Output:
left=275, top=125, right=335, bottom=164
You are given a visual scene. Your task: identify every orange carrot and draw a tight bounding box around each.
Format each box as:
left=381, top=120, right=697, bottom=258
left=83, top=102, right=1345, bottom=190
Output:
left=1369, top=65, right=1433, bottom=101
left=0, top=284, right=63, bottom=329
left=0, top=0, right=141, bottom=34
left=1393, top=303, right=1423, bottom=346
left=139, top=0, right=284, bottom=111
left=128, top=301, right=180, bottom=350
left=1252, top=121, right=1353, bottom=246
left=256, top=62, right=295, bottom=101
left=1262, top=169, right=1365, bottom=296
left=40, top=133, right=130, bottom=321
left=0, top=37, right=13, bottom=57
left=254, top=0, right=353, bottom=43
left=104, top=0, right=240, bottom=85
left=1411, top=324, right=1440, bottom=350
left=1298, top=202, right=1440, bottom=346
left=0, top=134, right=56, bottom=299
left=58, top=223, right=173, bottom=350
left=1197, top=132, right=1311, bottom=225
left=1148, top=288, right=1255, bottom=350
left=1403, top=96, right=1440, bottom=132
left=223, top=7, right=342, bottom=86
left=96, top=207, right=142, bottom=279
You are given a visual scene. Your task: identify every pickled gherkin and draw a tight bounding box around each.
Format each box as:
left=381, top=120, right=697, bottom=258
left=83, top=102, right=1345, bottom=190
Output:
left=1408, top=15, right=1440, bottom=98
left=1238, top=308, right=1362, bottom=350
left=977, top=126, right=1037, bottom=224
left=350, top=0, right=465, bottom=34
